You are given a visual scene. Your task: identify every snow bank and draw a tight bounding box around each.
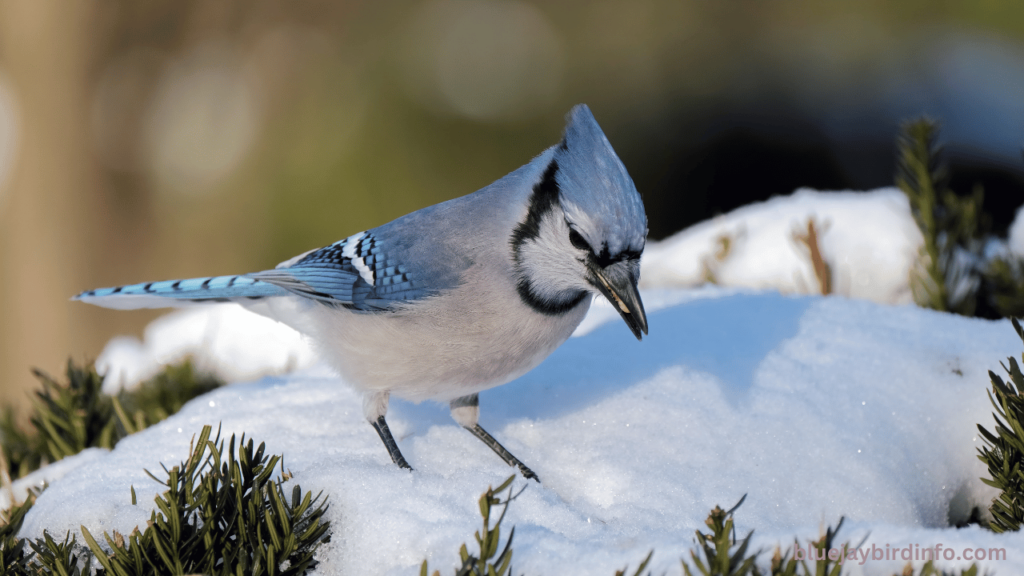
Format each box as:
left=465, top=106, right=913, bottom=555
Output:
left=1010, top=204, right=1024, bottom=259
left=640, top=188, right=923, bottom=304
left=0, top=448, right=108, bottom=512
left=95, top=302, right=317, bottom=393
left=20, top=289, right=1023, bottom=575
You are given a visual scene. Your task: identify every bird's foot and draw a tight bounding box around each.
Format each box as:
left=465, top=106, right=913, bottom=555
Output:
left=371, top=415, right=414, bottom=471
left=517, top=463, right=540, bottom=483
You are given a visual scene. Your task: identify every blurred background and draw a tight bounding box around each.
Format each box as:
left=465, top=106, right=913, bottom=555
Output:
left=0, top=1, right=1022, bottom=409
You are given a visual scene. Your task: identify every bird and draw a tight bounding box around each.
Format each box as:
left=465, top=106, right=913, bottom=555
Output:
left=74, top=104, right=648, bottom=481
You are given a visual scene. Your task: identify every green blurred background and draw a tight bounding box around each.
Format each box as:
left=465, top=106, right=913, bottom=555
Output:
left=0, top=0, right=1022, bottom=409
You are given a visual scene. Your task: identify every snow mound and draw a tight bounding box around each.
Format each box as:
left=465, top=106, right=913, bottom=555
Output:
left=20, top=289, right=1022, bottom=575
left=95, top=302, right=317, bottom=393
left=640, top=188, right=923, bottom=304
left=1010, top=204, right=1024, bottom=258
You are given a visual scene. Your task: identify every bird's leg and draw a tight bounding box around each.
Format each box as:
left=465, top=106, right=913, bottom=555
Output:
left=370, top=416, right=412, bottom=470
left=365, top=391, right=412, bottom=470
left=467, top=424, right=540, bottom=483
left=450, top=394, right=539, bottom=482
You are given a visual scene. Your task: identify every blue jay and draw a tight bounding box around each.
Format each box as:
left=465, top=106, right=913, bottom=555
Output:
left=75, top=104, right=648, bottom=481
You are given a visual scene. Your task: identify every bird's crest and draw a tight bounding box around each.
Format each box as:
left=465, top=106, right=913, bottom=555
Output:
left=553, top=105, right=648, bottom=259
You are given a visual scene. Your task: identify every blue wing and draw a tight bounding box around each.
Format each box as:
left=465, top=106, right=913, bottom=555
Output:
left=251, top=231, right=434, bottom=312
left=76, top=226, right=462, bottom=313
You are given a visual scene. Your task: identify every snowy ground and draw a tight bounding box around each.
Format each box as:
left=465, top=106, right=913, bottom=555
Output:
left=13, top=189, right=1024, bottom=575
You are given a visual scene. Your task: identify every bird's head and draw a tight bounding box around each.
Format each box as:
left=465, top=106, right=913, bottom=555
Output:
left=510, top=104, right=649, bottom=340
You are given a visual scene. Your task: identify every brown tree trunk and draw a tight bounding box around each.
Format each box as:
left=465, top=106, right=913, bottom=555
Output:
left=0, top=1, right=150, bottom=410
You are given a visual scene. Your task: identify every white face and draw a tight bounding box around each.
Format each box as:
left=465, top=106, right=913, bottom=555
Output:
left=511, top=189, right=647, bottom=338
left=514, top=206, right=593, bottom=303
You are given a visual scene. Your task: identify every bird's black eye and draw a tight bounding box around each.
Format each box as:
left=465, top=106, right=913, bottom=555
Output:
left=568, top=228, right=591, bottom=252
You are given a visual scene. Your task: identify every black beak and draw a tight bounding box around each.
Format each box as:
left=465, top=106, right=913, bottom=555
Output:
left=588, top=262, right=648, bottom=341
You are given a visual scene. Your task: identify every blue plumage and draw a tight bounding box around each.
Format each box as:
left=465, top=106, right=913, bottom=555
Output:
left=254, top=230, right=431, bottom=310
left=553, top=106, right=647, bottom=260
left=74, top=275, right=287, bottom=309
left=74, top=104, right=649, bottom=481
left=75, top=230, right=434, bottom=311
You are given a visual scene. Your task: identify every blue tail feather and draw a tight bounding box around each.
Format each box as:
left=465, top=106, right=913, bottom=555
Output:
left=73, top=274, right=288, bottom=310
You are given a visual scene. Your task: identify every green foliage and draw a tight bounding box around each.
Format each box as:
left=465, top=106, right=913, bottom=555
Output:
left=79, top=424, right=331, bottom=576
left=977, top=317, right=1024, bottom=532
left=768, top=518, right=849, bottom=576
left=896, top=118, right=987, bottom=317
left=0, top=488, right=39, bottom=575
left=984, top=256, right=1024, bottom=319
left=895, top=116, right=1024, bottom=320
left=423, top=486, right=984, bottom=576
left=28, top=363, right=118, bottom=463
left=615, top=550, right=653, bottom=576
left=895, top=560, right=981, bottom=576
left=28, top=530, right=94, bottom=576
left=677, top=495, right=852, bottom=576
left=897, top=118, right=945, bottom=311
left=674, top=501, right=981, bottom=576
left=0, top=356, right=333, bottom=575
left=112, top=361, right=221, bottom=436
left=0, top=407, right=44, bottom=480
left=0, top=359, right=222, bottom=480
left=421, top=475, right=519, bottom=576
left=0, top=424, right=329, bottom=575
left=682, top=495, right=759, bottom=576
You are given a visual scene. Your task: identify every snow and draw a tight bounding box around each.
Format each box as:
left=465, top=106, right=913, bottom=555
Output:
left=95, top=303, right=318, bottom=393
left=0, top=448, right=108, bottom=512
left=16, top=188, right=1024, bottom=575
left=640, top=187, right=923, bottom=304
left=1010, top=203, right=1024, bottom=259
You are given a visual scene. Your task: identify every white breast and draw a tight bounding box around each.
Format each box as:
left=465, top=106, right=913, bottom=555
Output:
left=302, top=265, right=592, bottom=403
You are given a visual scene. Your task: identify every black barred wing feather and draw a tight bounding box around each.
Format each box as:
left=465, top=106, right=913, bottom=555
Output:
left=252, top=231, right=433, bottom=312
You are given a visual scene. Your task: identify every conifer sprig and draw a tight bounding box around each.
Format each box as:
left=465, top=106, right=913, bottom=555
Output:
left=977, top=317, right=1024, bottom=532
